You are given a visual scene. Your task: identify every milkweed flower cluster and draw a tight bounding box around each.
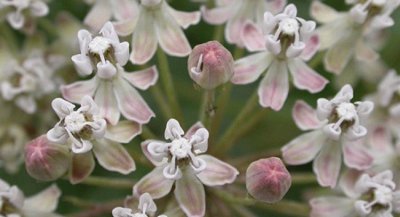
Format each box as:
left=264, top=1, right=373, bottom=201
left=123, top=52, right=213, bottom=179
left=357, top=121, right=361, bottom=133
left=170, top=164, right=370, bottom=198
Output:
left=0, top=0, right=398, bottom=217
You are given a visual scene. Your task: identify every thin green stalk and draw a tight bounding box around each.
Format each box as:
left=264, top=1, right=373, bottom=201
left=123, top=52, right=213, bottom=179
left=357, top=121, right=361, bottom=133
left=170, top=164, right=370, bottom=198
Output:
left=213, top=25, right=224, bottom=42
left=149, top=83, right=172, bottom=120
left=213, top=91, right=259, bottom=155
left=141, top=126, right=158, bottom=140
left=291, top=173, right=317, bottom=185
left=199, top=89, right=216, bottom=130
left=156, top=49, right=184, bottom=123
left=308, top=51, right=324, bottom=68
left=77, top=176, right=134, bottom=189
left=213, top=190, right=310, bottom=217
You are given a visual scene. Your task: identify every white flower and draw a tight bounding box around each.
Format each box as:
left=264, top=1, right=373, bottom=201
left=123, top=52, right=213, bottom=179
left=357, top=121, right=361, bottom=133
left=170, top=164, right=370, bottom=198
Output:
left=0, top=0, right=49, bottom=30
left=47, top=95, right=107, bottom=154
left=112, top=193, right=167, bottom=217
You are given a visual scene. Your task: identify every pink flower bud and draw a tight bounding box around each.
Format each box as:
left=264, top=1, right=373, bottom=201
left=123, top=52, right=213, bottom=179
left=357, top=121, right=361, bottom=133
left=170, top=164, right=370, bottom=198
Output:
left=246, top=157, right=292, bottom=203
left=188, top=41, right=234, bottom=89
left=25, top=135, right=71, bottom=181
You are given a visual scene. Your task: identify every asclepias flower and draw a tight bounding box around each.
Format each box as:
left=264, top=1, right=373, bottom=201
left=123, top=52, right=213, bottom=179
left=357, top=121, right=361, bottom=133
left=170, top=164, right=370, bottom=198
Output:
left=201, top=0, right=286, bottom=47
left=232, top=4, right=328, bottom=110
left=112, top=193, right=167, bottom=217
left=134, top=119, right=239, bottom=217
left=61, top=21, right=157, bottom=126
left=84, top=0, right=200, bottom=65
left=44, top=95, right=137, bottom=183
left=281, top=85, right=374, bottom=188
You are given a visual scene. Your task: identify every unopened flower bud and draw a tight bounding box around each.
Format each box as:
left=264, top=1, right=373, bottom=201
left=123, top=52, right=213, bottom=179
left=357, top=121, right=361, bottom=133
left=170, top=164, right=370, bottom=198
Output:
left=188, top=41, right=234, bottom=89
left=246, top=157, right=292, bottom=203
left=25, top=135, right=71, bottom=181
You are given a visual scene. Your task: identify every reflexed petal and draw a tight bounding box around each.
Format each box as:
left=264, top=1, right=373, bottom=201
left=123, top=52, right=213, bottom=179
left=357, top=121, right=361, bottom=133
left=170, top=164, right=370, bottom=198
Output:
left=130, top=10, right=157, bottom=64
left=310, top=1, right=340, bottom=23
left=167, top=6, right=201, bottom=29
left=93, top=139, right=135, bottom=174
left=133, top=167, right=174, bottom=199
left=339, top=169, right=363, bottom=198
left=60, top=77, right=98, bottom=104
left=324, top=33, right=357, bottom=74
left=232, top=52, right=272, bottom=84
left=113, top=19, right=137, bottom=36
left=265, top=0, right=286, bottom=14
left=94, top=81, right=120, bottom=125
left=175, top=169, right=205, bottom=217
left=105, top=120, right=141, bottom=143
left=113, top=78, right=154, bottom=124
left=281, top=130, right=326, bottom=165
left=241, top=21, right=266, bottom=52
left=225, top=16, right=246, bottom=45
left=69, top=152, right=95, bottom=184
left=313, top=141, right=342, bottom=188
left=317, top=16, right=350, bottom=50
left=369, top=126, right=393, bottom=154
left=84, top=0, right=112, bottom=31
left=310, top=197, right=354, bottom=217
left=301, top=34, right=320, bottom=61
left=342, top=140, right=373, bottom=170
left=355, top=41, right=378, bottom=61
left=122, top=66, right=159, bottom=90
left=110, top=0, right=138, bottom=21
left=24, top=185, right=61, bottom=213
left=201, top=5, right=232, bottom=24
left=292, top=100, right=323, bottom=130
left=288, top=58, right=328, bottom=93
left=154, top=10, right=191, bottom=57
left=258, top=60, right=289, bottom=111
left=196, top=155, right=238, bottom=186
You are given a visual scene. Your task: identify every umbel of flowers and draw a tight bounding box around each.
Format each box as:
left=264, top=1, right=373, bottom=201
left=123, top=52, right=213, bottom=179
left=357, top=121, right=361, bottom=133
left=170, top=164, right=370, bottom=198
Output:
left=134, top=119, right=239, bottom=217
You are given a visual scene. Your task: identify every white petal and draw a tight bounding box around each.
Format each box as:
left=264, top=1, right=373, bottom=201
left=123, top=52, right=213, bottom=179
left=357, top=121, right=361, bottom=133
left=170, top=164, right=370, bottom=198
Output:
left=71, top=54, right=94, bottom=76
left=60, top=77, right=98, bottom=104
left=288, top=58, right=328, bottom=93
left=83, top=0, right=112, bottom=31
left=313, top=141, right=342, bottom=188
left=105, top=120, right=141, bottom=143
left=310, top=197, right=354, bottom=217
left=134, top=166, right=175, bottom=199
left=241, top=21, right=266, bottom=52
left=342, top=140, right=373, bottom=170
left=196, top=155, right=238, bottom=186
left=310, top=1, right=340, bottom=23
left=292, top=100, right=324, bottom=130
left=200, top=5, right=232, bottom=25
left=232, top=52, right=272, bottom=84
left=24, top=185, right=61, bottom=213
left=122, top=66, right=159, bottom=90
left=130, top=10, right=157, bottom=64
left=324, top=33, right=357, bottom=74
left=175, top=169, right=205, bottom=217
left=167, top=6, right=200, bottom=29
left=94, top=81, right=120, bottom=125
left=93, top=139, right=135, bottom=174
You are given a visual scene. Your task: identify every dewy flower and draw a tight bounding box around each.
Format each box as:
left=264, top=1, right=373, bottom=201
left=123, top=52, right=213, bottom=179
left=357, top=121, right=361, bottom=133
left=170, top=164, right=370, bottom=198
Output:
left=134, top=119, right=239, bottom=217
left=112, top=193, right=167, bottom=217
left=0, top=0, right=48, bottom=30
left=110, top=0, right=200, bottom=64
left=282, top=85, right=374, bottom=187
left=46, top=96, right=137, bottom=183
left=63, top=21, right=157, bottom=125
left=0, top=54, right=63, bottom=114
left=311, top=0, right=400, bottom=74
left=0, top=179, right=62, bottom=217
left=0, top=125, right=27, bottom=174
left=201, top=0, right=286, bottom=47
left=310, top=170, right=400, bottom=217
left=232, top=4, right=328, bottom=111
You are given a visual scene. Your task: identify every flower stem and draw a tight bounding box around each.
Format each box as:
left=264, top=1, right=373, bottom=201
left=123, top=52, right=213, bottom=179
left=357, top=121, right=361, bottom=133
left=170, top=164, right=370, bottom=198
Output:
left=156, top=48, right=184, bottom=123
left=291, top=173, right=317, bottom=185
left=213, top=90, right=260, bottom=155
left=77, top=176, right=134, bottom=189
left=213, top=190, right=310, bottom=217
left=149, top=83, right=172, bottom=120
left=141, top=126, right=158, bottom=140
left=199, top=89, right=216, bottom=130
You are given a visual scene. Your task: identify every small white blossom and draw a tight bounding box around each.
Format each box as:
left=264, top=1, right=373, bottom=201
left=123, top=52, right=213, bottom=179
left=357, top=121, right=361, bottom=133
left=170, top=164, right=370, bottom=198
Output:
left=112, top=193, right=167, bottom=217
left=0, top=0, right=49, bottom=30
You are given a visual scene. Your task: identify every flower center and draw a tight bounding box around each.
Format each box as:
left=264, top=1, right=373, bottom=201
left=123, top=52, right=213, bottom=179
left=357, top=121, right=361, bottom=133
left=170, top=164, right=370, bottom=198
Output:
left=64, top=112, right=87, bottom=133
left=170, top=138, right=191, bottom=159
left=89, top=36, right=111, bottom=55
left=373, top=185, right=393, bottom=205
left=336, top=102, right=357, bottom=121
left=279, top=18, right=299, bottom=36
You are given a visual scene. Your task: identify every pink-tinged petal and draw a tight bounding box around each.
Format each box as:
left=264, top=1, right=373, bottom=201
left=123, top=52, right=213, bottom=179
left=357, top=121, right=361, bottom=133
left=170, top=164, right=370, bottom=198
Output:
left=310, top=197, right=354, bottom=217
left=141, top=140, right=168, bottom=166
left=310, top=1, right=340, bottom=24
left=265, top=0, right=286, bottom=14
left=241, top=21, right=266, bottom=52
left=167, top=6, right=201, bottom=29
left=288, top=58, right=328, bottom=93
left=83, top=0, right=112, bottom=31
left=369, top=126, right=393, bottom=154
left=133, top=167, right=174, bottom=199
left=184, top=122, right=205, bottom=139
left=232, top=52, right=272, bottom=84
left=355, top=41, right=379, bottom=61
left=301, top=34, right=320, bottom=61
left=324, top=34, right=357, bottom=74
left=200, top=5, right=232, bottom=25
left=342, top=140, right=373, bottom=170
left=69, top=152, right=95, bottom=184
left=313, top=141, right=342, bottom=188
left=113, top=77, right=155, bottom=124
left=130, top=11, right=157, bottom=65
left=292, top=100, right=324, bottom=130
left=113, top=19, right=137, bottom=36
left=94, top=81, right=120, bottom=126
left=317, top=16, right=350, bottom=50
left=281, top=130, right=326, bottom=165
left=339, top=169, right=363, bottom=198
left=258, top=60, right=289, bottom=111
left=196, top=155, right=239, bottom=186
left=60, top=77, right=98, bottom=104
left=110, top=0, right=138, bottom=21
left=122, top=66, right=159, bottom=90
left=92, top=139, right=135, bottom=174
left=24, top=185, right=61, bottom=213
left=175, top=169, right=205, bottom=217
left=225, top=16, right=246, bottom=46
left=105, top=120, right=141, bottom=144
left=154, top=11, right=191, bottom=57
